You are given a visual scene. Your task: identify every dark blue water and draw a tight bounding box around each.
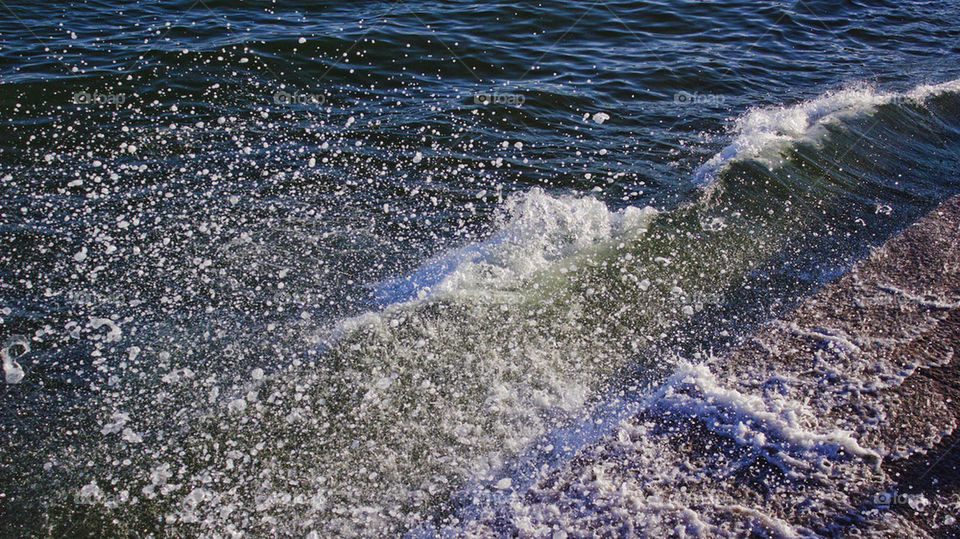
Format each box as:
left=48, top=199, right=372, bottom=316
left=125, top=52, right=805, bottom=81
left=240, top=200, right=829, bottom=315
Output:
left=2, top=1, right=959, bottom=535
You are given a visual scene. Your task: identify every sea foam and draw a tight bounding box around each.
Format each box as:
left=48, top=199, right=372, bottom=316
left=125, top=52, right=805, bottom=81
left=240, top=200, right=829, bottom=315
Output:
left=693, top=77, right=960, bottom=186
left=372, top=187, right=658, bottom=306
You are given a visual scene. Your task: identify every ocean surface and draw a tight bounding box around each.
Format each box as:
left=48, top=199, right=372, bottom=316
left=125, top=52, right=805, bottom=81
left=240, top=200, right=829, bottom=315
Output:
left=1, top=0, right=959, bottom=535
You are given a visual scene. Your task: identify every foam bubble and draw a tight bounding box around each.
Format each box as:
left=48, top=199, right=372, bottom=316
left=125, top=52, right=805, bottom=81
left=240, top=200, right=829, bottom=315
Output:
left=2, top=335, right=29, bottom=384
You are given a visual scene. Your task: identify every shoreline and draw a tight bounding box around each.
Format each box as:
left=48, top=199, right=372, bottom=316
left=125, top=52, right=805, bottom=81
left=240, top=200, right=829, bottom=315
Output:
left=452, top=195, right=960, bottom=536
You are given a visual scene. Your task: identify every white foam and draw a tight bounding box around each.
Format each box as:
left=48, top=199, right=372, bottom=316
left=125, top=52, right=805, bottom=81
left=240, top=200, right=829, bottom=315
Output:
left=372, top=187, right=657, bottom=307
left=442, top=357, right=885, bottom=536
left=90, top=317, right=122, bottom=342
left=2, top=335, right=29, bottom=384
left=906, top=77, right=960, bottom=101
left=652, top=362, right=881, bottom=464
left=101, top=412, right=130, bottom=435
left=693, top=77, right=960, bottom=185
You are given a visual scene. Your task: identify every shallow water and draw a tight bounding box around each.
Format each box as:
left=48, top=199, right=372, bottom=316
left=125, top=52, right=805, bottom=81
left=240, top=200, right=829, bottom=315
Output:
left=1, top=1, right=960, bottom=535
